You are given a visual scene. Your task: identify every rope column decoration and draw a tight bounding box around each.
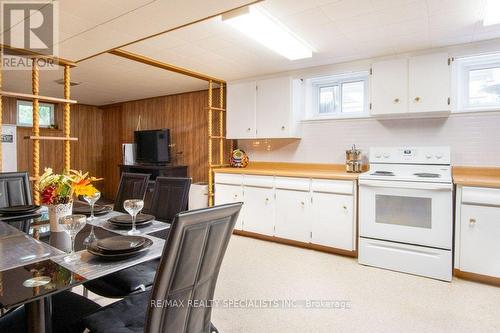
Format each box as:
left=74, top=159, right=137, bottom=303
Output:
left=219, top=82, right=224, bottom=166
left=63, top=65, right=71, bottom=172
left=208, top=80, right=214, bottom=206
left=32, top=59, right=40, bottom=204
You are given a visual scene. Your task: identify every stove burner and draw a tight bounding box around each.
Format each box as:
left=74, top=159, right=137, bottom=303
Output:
left=371, top=171, right=394, bottom=176
left=413, top=172, right=441, bottom=178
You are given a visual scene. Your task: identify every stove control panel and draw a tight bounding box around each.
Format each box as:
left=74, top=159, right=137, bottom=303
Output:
left=369, top=146, right=451, bottom=165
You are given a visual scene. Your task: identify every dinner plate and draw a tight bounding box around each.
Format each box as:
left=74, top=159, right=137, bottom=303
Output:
left=0, top=205, right=40, bottom=215
left=87, top=238, right=153, bottom=260
left=96, top=236, right=146, bottom=252
left=108, top=213, right=155, bottom=224
left=73, top=205, right=112, bottom=217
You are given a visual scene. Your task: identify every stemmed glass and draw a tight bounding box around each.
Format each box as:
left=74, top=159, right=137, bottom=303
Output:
left=59, top=214, right=86, bottom=262
left=83, top=191, right=101, bottom=247
left=123, top=199, right=144, bottom=235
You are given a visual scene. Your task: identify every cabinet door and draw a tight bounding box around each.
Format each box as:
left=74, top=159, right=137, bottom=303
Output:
left=227, top=81, right=257, bottom=139
left=460, top=204, right=500, bottom=278
left=371, top=58, right=408, bottom=115
left=243, top=186, right=275, bottom=236
left=409, top=53, right=450, bottom=113
left=256, top=76, right=292, bottom=138
left=311, top=192, right=354, bottom=250
left=215, top=184, right=244, bottom=230
left=275, top=189, right=310, bottom=243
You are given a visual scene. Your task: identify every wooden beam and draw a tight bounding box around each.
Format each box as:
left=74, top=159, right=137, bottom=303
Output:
left=0, top=91, right=77, bottom=104
left=108, top=49, right=225, bottom=83
left=24, top=136, right=78, bottom=141
left=0, top=44, right=76, bottom=67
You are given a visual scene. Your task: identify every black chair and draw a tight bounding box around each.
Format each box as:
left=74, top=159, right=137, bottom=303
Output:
left=83, top=177, right=192, bottom=298
left=113, top=172, right=151, bottom=213
left=73, top=202, right=242, bottom=333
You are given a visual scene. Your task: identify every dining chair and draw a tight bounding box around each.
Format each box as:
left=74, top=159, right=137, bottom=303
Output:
left=83, top=177, right=192, bottom=298
left=113, top=172, right=151, bottom=213
left=0, top=172, right=32, bottom=208
left=72, top=202, right=243, bottom=333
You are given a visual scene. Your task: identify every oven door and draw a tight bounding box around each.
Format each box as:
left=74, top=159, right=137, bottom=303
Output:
left=359, top=179, right=453, bottom=249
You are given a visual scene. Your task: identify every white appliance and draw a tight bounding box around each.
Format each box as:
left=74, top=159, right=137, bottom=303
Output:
left=122, top=143, right=136, bottom=165
left=358, top=146, right=453, bottom=281
left=1, top=125, right=17, bottom=172
left=188, top=182, right=208, bottom=210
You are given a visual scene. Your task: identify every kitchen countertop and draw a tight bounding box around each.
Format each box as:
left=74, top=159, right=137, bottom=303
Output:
left=453, top=166, right=500, bottom=188
left=214, top=162, right=362, bottom=180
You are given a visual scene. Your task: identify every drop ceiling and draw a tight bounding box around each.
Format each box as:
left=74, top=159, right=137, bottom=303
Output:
left=4, top=0, right=500, bottom=106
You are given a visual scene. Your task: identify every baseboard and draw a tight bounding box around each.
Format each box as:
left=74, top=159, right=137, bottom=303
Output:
left=454, top=268, right=500, bottom=287
left=233, top=230, right=358, bottom=258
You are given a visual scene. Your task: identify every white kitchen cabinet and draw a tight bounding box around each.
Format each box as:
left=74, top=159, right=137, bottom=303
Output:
left=456, top=186, right=500, bottom=279
left=409, top=53, right=450, bottom=113
left=226, top=76, right=301, bottom=139
left=227, top=81, right=257, bottom=139
left=214, top=184, right=244, bottom=230
left=371, top=58, right=408, bottom=116
left=243, top=186, right=275, bottom=236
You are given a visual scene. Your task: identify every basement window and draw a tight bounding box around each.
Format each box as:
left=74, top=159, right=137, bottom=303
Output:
left=307, top=72, right=369, bottom=119
left=456, top=53, right=500, bottom=112
left=17, top=100, right=55, bottom=127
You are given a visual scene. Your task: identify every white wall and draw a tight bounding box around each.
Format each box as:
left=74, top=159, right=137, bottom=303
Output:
left=236, top=40, right=500, bottom=167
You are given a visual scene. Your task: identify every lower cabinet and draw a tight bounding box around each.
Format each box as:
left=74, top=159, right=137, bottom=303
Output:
left=243, top=186, right=275, bottom=236
left=214, top=183, right=244, bottom=230
left=275, top=188, right=311, bottom=242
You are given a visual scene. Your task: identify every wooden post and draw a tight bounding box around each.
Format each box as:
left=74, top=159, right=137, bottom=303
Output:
left=0, top=54, right=2, bottom=172
left=32, top=59, right=40, bottom=204
left=208, top=80, right=213, bottom=207
left=219, top=83, right=224, bottom=166
left=63, top=65, right=71, bottom=172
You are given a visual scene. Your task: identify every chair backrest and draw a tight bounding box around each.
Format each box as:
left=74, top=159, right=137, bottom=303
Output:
left=0, top=172, right=32, bottom=208
left=113, top=173, right=150, bottom=213
left=147, top=177, right=191, bottom=223
left=146, top=202, right=243, bottom=333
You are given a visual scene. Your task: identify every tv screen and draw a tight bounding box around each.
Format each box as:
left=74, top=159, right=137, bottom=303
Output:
left=134, top=129, right=170, bottom=163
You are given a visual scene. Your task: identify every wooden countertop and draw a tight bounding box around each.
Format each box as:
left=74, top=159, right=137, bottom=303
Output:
left=453, top=166, right=500, bottom=188
left=214, top=162, right=361, bottom=180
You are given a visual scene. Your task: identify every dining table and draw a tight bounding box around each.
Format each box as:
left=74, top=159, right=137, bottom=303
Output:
left=0, top=207, right=170, bottom=333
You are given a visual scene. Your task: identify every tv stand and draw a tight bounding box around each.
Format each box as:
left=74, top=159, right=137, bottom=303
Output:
left=119, top=163, right=188, bottom=180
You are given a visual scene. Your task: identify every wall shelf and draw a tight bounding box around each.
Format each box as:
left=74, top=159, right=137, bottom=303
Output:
left=24, top=136, right=78, bottom=141
left=0, top=91, right=77, bottom=104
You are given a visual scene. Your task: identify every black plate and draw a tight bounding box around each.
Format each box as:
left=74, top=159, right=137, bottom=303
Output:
left=96, top=236, right=146, bottom=252
left=108, top=213, right=155, bottom=224
left=87, top=238, right=153, bottom=260
left=73, top=205, right=112, bottom=217
left=0, top=205, right=40, bottom=215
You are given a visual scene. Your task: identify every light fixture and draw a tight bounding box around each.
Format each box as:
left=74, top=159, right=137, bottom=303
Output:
left=483, top=0, right=500, bottom=26
left=222, top=6, right=313, bottom=61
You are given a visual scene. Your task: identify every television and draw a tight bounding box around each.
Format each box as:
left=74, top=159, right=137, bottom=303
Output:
left=134, top=129, right=170, bottom=163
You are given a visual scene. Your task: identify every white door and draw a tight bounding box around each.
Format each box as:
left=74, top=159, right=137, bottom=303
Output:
left=371, top=58, right=408, bottom=115
left=409, top=53, right=450, bottom=113
left=227, top=81, right=257, bottom=139
left=275, top=189, right=310, bottom=242
left=460, top=204, right=500, bottom=278
left=243, top=186, right=275, bottom=236
left=359, top=180, right=453, bottom=249
left=311, top=192, right=354, bottom=250
left=215, top=184, right=244, bottom=230
left=256, top=76, right=292, bottom=138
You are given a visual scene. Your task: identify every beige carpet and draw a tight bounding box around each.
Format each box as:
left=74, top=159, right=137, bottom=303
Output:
left=83, top=235, right=500, bottom=333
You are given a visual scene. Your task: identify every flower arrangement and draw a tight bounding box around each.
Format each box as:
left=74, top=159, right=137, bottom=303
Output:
left=36, top=168, right=102, bottom=205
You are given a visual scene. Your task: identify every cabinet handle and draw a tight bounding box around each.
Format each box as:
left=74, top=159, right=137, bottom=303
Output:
left=233, top=194, right=238, bottom=199
left=343, top=205, right=347, bottom=210
left=300, top=201, right=305, bottom=207
left=246, top=128, right=251, bottom=132
left=414, top=96, right=421, bottom=102
left=394, top=98, right=400, bottom=103
left=281, top=126, right=286, bottom=130
left=469, top=218, right=476, bottom=226
left=265, top=198, right=270, bottom=203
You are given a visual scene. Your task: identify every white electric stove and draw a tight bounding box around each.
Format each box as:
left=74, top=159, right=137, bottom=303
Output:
left=358, top=146, right=453, bottom=281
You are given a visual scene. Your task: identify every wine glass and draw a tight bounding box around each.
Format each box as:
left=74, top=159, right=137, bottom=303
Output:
left=59, top=214, right=86, bottom=262
left=123, top=199, right=144, bottom=235
left=83, top=191, right=101, bottom=247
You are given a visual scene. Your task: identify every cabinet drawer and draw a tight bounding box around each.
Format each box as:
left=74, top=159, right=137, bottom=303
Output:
left=311, top=179, right=353, bottom=195
left=462, top=187, right=500, bottom=207
left=214, top=173, right=243, bottom=185
left=275, top=177, right=310, bottom=191
left=243, top=175, right=274, bottom=188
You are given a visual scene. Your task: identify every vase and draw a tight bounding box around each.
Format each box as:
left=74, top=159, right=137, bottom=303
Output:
left=48, top=202, right=73, bottom=232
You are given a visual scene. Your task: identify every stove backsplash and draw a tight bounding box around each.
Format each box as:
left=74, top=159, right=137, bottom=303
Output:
left=238, top=112, right=500, bottom=167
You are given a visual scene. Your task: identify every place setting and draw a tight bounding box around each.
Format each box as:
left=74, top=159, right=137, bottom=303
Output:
left=105, top=199, right=155, bottom=234
left=0, top=204, right=41, bottom=220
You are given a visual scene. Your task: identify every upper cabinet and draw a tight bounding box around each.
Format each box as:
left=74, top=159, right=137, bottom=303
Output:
left=371, top=52, right=451, bottom=116
left=227, top=76, right=302, bottom=139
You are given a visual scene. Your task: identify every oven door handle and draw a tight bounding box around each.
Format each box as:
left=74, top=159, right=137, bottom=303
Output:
left=359, top=180, right=453, bottom=191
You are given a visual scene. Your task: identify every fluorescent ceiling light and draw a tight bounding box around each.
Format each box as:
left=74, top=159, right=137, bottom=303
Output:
left=483, top=0, right=500, bottom=26
left=222, top=6, right=313, bottom=61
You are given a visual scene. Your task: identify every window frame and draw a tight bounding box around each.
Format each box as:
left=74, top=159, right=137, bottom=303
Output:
left=456, top=53, right=500, bottom=113
left=309, top=71, right=369, bottom=120
left=16, top=100, right=56, bottom=128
